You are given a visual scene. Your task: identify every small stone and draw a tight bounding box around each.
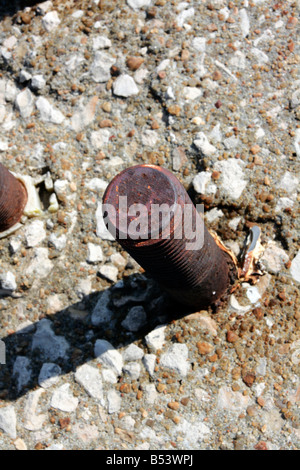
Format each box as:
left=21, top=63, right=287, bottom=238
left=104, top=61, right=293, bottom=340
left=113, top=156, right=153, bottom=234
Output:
left=31, top=75, right=46, bottom=90
left=90, top=51, right=116, bottom=83
left=145, top=324, right=166, bottom=351
left=168, top=401, right=180, bottom=411
left=227, top=330, right=239, bottom=343
left=278, top=172, right=299, bottom=194
left=87, top=243, right=103, bottom=264
left=13, top=356, right=31, bottom=393
left=23, top=389, right=47, bottom=431
left=144, top=383, right=158, bottom=404
left=123, top=362, right=141, bottom=380
left=192, top=37, right=206, bottom=53
left=113, top=74, right=139, bottom=98
left=290, top=251, right=300, bottom=283
left=71, top=96, right=98, bottom=132
left=0, top=406, right=17, bottom=439
left=36, top=97, right=65, bottom=124
left=75, top=364, right=104, bottom=402
left=42, top=11, right=61, bottom=32
left=239, top=9, right=250, bottom=37
left=250, top=144, right=261, bottom=155
left=126, top=56, right=144, bottom=71
left=15, top=88, right=34, bottom=118
left=0, top=271, right=17, bottom=294
left=48, top=233, right=67, bottom=251
left=51, top=384, right=79, bottom=412
left=31, top=318, right=69, bottom=361
left=36, top=1, right=53, bottom=16
left=121, top=306, right=147, bottom=332
left=167, top=105, right=181, bottom=116
left=217, top=386, right=250, bottom=412
left=193, top=172, right=216, bottom=195
left=142, top=354, right=156, bottom=377
left=99, top=264, right=118, bottom=283
left=107, top=389, right=121, bottom=414
left=14, top=438, right=27, bottom=451
left=214, top=159, right=247, bottom=200
left=25, top=220, right=46, bottom=247
left=194, top=132, right=216, bottom=156
left=92, top=290, right=113, bottom=326
left=127, top=0, right=151, bottom=10
left=260, top=241, right=289, bottom=274
left=243, top=372, right=256, bottom=388
left=123, top=344, right=144, bottom=362
left=92, top=36, right=112, bottom=50
left=160, top=343, right=190, bottom=377
left=196, top=342, right=214, bottom=355
left=90, top=129, right=111, bottom=149
left=38, top=363, right=61, bottom=388
left=94, top=339, right=123, bottom=376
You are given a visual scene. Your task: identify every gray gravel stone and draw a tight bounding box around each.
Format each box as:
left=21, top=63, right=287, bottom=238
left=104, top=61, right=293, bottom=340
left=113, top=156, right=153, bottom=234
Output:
left=121, top=305, right=147, bottom=332
left=38, top=363, right=61, bottom=389
left=31, top=319, right=69, bottom=361
left=113, top=74, right=139, bottom=98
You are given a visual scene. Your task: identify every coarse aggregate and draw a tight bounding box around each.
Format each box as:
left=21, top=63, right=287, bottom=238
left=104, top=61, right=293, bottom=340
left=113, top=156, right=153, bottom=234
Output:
left=0, top=0, right=299, bottom=451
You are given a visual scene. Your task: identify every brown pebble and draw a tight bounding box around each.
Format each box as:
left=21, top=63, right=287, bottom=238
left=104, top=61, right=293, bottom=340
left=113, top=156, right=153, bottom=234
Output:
left=196, top=341, right=214, bottom=355
left=212, top=70, right=222, bottom=81
left=156, top=383, right=166, bottom=393
left=257, top=396, right=265, bottom=407
left=167, top=401, right=180, bottom=411
left=151, top=120, right=160, bottom=130
left=180, top=397, right=190, bottom=406
left=126, top=56, right=144, bottom=71
left=167, top=105, right=181, bottom=116
left=21, top=13, right=31, bottom=24
left=250, top=144, right=261, bottom=155
left=215, top=100, right=222, bottom=108
left=59, top=417, right=71, bottom=429
left=243, top=372, right=256, bottom=388
left=227, top=330, right=239, bottom=343
left=99, top=119, right=113, bottom=128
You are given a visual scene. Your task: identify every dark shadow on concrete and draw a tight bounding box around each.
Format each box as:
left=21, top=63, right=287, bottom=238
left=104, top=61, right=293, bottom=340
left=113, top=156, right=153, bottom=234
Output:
left=0, top=1, right=44, bottom=21
left=0, top=273, right=195, bottom=401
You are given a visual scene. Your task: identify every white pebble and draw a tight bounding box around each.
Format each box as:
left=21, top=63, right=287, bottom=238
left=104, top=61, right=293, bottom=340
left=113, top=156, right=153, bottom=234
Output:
left=145, top=324, right=166, bottom=351
left=290, top=251, right=300, bottom=283
left=42, top=11, right=61, bottom=32
left=160, top=343, right=190, bottom=377
left=113, top=74, right=139, bottom=98
left=50, top=384, right=79, bottom=412
left=25, top=220, right=46, bottom=247
left=99, top=264, right=118, bottom=283
left=38, top=363, right=61, bottom=388
left=87, top=243, right=103, bottom=264
left=75, top=364, right=104, bottom=402
left=94, top=339, right=123, bottom=376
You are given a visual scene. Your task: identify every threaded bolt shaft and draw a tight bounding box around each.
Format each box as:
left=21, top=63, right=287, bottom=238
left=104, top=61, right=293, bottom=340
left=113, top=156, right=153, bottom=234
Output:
left=103, top=164, right=236, bottom=308
left=0, top=163, right=28, bottom=232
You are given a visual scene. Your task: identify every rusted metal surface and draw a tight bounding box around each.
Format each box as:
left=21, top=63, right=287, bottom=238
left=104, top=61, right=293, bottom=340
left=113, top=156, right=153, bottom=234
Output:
left=103, top=164, right=236, bottom=309
left=0, top=163, right=28, bottom=232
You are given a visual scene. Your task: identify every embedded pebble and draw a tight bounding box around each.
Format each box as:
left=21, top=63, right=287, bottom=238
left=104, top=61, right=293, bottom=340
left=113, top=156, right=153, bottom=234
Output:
left=31, top=318, right=69, bottom=361
left=290, top=251, right=300, bottom=283
left=113, top=74, right=139, bottom=98
left=214, top=159, right=247, bottom=200
left=25, top=220, right=46, bottom=248
left=121, top=305, right=147, bottom=332
left=42, top=11, right=61, bottom=32
left=38, top=363, right=61, bottom=389
left=99, top=264, right=118, bottom=283
left=75, top=364, right=104, bottom=402
left=90, top=51, right=116, bottom=83
left=0, top=406, right=17, bottom=439
left=36, top=97, right=65, bottom=124
left=50, top=384, right=79, bottom=413
left=91, top=290, right=113, bottom=326
left=13, top=356, right=32, bottom=393
left=160, top=343, right=190, bottom=377
left=145, top=324, right=166, bottom=351
left=123, top=343, right=144, bottom=362
left=94, top=339, right=123, bottom=376
left=107, top=389, right=121, bottom=414
left=260, top=241, right=289, bottom=274
left=15, top=88, right=34, bottom=118
left=23, top=389, right=47, bottom=431
left=87, top=243, right=103, bottom=264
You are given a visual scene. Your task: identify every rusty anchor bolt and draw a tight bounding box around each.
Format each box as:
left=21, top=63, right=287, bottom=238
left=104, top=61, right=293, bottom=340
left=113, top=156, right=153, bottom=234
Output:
left=103, top=164, right=236, bottom=309
left=0, top=162, right=28, bottom=232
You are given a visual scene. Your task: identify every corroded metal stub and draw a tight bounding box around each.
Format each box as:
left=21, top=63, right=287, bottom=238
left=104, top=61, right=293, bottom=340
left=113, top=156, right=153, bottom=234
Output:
left=103, top=164, right=237, bottom=309
left=0, top=163, right=28, bottom=232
